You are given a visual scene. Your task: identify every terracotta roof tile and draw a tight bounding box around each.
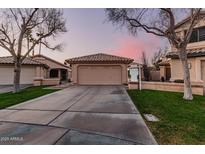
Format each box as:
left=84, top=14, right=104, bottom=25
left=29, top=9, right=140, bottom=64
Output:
left=0, top=56, right=48, bottom=67
left=32, top=54, right=70, bottom=69
left=65, top=53, right=134, bottom=64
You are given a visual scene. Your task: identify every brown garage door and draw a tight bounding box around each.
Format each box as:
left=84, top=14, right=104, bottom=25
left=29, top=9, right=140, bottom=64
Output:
left=78, top=65, right=122, bottom=85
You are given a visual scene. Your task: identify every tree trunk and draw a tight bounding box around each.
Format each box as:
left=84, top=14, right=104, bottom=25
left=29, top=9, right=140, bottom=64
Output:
left=179, top=49, right=193, bottom=100
left=13, top=57, right=21, bottom=93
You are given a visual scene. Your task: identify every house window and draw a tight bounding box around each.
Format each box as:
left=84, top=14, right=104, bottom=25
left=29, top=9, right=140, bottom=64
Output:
left=50, top=69, right=59, bottom=78
left=189, top=29, right=198, bottom=43
left=189, top=26, right=205, bottom=43
left=199, top=27, right=205, bottom=41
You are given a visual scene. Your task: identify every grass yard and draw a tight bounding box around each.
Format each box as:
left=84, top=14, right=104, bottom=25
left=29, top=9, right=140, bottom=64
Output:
left=127, top=89, right=205, bottom=145
left=0, top=86, right=59, bottom=109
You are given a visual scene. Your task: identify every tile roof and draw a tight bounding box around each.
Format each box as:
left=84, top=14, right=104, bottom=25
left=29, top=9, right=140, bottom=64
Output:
left=166, top=48, right=205, bottom=59
left=32, top=54, right=70, bottom=69
left=0, top=56, right=48, bottom=67
left=65, top=53, right=134, bottom=64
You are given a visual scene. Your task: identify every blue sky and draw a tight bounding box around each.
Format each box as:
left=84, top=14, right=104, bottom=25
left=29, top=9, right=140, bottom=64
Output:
left=0, top=9, right=168, bottom=63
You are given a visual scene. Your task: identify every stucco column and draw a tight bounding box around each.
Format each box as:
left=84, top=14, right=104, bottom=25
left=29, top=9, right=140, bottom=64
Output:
left=35, top=66, right=41, bottom=77
left=195, top=59, right=201, bottom=81
left=58, top=69, right=61, bottom=79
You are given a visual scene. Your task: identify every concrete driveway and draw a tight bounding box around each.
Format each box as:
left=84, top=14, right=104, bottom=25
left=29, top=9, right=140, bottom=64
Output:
left=0, top=86, right=157, bottom=145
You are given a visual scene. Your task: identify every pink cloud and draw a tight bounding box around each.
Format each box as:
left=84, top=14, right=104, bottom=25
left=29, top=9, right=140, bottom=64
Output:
left=112, top=34, right=161, bottom=62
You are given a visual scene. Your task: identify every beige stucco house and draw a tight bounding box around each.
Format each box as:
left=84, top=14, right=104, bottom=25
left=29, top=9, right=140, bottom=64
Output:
left=0, top=55, right=71, bottom=86
left=65, top=53, right=133, bottom=85
left=32, top=54, right=71, bottom=84
left=0, top=56, right=48, bottom=85
left=160, top=12, right=205, bottom=84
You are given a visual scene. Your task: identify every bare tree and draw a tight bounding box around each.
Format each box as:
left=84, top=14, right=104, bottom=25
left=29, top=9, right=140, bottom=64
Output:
left=106, top=8, right=203, bottom=100
left=0, top=9, right=67, bottom=92
left=152, top=47, right=169, bottom=70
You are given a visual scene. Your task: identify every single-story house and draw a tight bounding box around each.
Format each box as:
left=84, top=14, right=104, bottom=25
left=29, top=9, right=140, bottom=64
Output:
left=160, top=12, right=205, bottom=85
left=65, top=53, right=134, bottom=85
left=0, top=56, right=48, bottom=85
left=32, top=54, right=71, bottom=83
left=0, top=55, right=71, bottom=86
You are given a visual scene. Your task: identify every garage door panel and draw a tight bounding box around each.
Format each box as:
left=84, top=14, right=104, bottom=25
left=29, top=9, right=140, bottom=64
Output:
left=78, top=66, right=122, bottom=85
left=0, top=66, right=14, bottom=84
left=21, top=67, right=36, bottom=84
left=0, top=66, right=35, bottom=85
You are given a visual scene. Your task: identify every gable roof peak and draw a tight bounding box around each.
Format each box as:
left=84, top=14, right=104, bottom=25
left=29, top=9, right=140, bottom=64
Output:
left=32, top=54, right=70, bottom=69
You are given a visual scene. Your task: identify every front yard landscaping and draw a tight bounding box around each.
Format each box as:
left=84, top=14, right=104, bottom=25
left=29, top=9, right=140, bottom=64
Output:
left=127, top=89, right=205, bottom=144
left=0, top=86, right=58, bottom=109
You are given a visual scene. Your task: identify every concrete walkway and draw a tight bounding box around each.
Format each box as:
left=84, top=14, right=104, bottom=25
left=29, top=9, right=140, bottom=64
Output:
left=0, top=86, right=157, bottom=145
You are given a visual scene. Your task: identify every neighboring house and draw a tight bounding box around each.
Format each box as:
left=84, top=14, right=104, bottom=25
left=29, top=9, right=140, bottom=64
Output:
left=0, top=56, right=48, bottom=85
left=65, top=53, right=134, bottom=85
left=160, top=12, right=205, bottom=84
left=32, top=54, right=71, bottom=83
left=0, top=55, right=71, bottom=86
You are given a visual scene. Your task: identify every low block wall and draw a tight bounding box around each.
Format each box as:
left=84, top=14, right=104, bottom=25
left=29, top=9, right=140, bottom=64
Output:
left=34, top=78, right=60, bottom=86
left=128, top=81, right=204, bottom=96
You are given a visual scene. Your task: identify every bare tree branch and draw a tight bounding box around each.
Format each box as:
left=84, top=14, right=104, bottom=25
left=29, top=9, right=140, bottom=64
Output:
left=127, top=18, right=166, bottom=36
left=184, top=9, right=201, bottom=45
left=9, top=9, right=21, bottom=30
left=25, top=8, right=39, bottom=26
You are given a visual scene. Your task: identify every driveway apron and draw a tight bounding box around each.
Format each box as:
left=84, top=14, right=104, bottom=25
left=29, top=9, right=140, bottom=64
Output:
left=0, top=86, right=157, bottom=145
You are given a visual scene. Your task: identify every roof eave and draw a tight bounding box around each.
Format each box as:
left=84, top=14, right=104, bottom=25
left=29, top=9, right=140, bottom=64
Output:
left=32, top=54, right=70, bottom=69
left=66, top=60, right=134, bottom=64
left=167, top=52, right=205, bottom=59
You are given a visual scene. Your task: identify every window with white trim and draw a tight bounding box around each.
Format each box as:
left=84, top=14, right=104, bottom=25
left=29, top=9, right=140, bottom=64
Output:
left=188, top=26, right=205, bottom=43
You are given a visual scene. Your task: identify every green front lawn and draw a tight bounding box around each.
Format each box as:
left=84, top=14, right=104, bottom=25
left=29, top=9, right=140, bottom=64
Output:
left=127, top=89, right=205, bottom=145
left=0, top=86, right=59, bottom=109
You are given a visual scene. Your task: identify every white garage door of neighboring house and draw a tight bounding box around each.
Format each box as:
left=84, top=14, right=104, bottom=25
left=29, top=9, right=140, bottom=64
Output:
left=78, top=65, right=122, bottom=85
left=0, top=66, right=36, bottom=85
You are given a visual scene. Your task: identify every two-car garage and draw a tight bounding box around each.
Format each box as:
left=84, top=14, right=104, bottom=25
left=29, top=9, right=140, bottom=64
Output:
left=65, top=53, right=133, bottom=85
